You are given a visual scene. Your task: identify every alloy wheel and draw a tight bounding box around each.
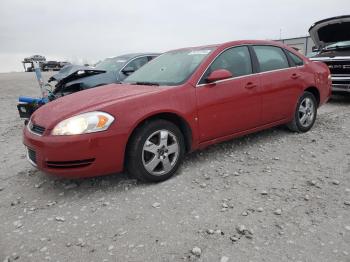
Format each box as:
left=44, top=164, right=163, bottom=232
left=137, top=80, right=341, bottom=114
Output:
left=142, top=130, right=179, bottom=176
left=298, top=97, right=315, bottom=128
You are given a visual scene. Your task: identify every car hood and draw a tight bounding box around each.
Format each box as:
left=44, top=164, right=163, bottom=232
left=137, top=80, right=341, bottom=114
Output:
left=49, top=65, right=106, bottom=86
left=309, top=15, right=350, bottom=48
left=312, top=49, right=350, bottom=59
left=31, top=83, right=160, bottom=129
left=61, top=71, right=117, bottom=90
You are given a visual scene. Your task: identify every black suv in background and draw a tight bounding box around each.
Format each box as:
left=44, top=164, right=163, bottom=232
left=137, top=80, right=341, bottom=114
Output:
left=309, top=15, right=350, bottom=93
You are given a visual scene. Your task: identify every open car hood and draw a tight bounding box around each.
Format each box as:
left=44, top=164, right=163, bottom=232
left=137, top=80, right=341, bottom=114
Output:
left=309, top=15, right=350, bottom=48
left=48, top=65, right=106, bottom=85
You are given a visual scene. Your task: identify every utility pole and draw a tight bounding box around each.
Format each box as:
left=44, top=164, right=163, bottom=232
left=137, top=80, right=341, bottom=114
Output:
left=279, top=28, right=282, bottom=40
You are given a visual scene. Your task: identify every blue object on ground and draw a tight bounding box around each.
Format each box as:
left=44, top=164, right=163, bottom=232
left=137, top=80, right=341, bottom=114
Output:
left=18, top=96, right=47, bottom=104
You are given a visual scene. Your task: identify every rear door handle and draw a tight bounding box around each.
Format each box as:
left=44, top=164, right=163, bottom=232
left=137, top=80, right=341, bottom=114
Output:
left=291, top=73, right=300, bottom=79
left=245, top=82, right=257, bottom=89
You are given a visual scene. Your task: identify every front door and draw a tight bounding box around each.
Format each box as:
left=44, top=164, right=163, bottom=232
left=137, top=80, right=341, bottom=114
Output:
left=196, top=46, right=262, bottom=142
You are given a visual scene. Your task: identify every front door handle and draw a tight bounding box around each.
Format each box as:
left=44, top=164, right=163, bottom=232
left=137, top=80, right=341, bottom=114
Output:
left=245, top=82, right=257, bottom=89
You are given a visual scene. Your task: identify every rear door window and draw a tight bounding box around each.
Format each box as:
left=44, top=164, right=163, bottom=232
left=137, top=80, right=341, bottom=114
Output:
left=253, top=46, right=290, bottom=72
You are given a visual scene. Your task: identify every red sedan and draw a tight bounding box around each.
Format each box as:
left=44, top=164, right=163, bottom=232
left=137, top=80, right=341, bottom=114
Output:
left=23, top=40, right=331, bottom=182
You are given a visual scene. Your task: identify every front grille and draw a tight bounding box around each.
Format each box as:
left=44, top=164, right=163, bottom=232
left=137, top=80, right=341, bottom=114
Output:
left=325, top=61, right=350, bottom=75
left=332, top=79, right=350, bottom=85
left=27, top=148, right=36, bottom=164
left=46, top=159, right=95, bottom=169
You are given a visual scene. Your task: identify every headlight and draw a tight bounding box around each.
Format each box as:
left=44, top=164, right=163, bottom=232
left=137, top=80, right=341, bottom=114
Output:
left=52, top=111, right=114, bottom=136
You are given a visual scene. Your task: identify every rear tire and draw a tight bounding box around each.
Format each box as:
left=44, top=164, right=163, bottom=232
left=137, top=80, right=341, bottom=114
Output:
left=126, top=119, right=185, bottom=182
left=287, top=91, right=317, bottom=132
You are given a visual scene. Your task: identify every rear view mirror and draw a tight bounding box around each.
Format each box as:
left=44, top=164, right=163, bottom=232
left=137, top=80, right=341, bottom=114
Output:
left=206, top=69, right=233, bottom=83
left=122, top=67, right=135, bottom=75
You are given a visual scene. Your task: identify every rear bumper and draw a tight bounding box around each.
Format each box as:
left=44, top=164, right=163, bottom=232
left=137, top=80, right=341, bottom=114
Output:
left=23, top=127, right=127, bottom=178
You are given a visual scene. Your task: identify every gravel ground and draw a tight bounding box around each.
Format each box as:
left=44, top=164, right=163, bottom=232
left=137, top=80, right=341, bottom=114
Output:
left=1, top=72, right=350, bottom=262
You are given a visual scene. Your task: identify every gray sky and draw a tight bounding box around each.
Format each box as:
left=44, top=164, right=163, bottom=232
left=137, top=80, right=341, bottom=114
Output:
left=0, top=0, right=349, bottom=72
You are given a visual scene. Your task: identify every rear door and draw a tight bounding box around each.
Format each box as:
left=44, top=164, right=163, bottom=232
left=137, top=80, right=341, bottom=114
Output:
left=196, top=46, right=262, bottom=142
left=251, top=45, right=303, bottom=124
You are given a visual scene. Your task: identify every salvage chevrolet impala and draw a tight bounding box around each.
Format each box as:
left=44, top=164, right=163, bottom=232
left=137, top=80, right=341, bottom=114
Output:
left=23, top=40, right=331, bottom=182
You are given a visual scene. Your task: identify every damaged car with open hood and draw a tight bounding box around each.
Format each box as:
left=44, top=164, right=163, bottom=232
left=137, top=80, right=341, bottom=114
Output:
left=17, top=53, right=160, bottom=119
left=309, top=15, right=350, bottom=93
left=49, top=53, right=160, bottom=97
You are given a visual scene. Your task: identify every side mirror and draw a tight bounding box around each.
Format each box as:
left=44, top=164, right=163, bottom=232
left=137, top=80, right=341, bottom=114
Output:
left=122, top=66, right=135, bottom=75
left=312, top=46, right=319, bottom=52
left=206, top=69, right=233, bottom=83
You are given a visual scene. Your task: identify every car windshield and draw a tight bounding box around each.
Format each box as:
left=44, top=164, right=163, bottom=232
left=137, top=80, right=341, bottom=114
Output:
left=95, top=57, right=128, bottom=72
left=324, top=40, right=350, bottom=50
left=123, top=48, right=214, bottom=86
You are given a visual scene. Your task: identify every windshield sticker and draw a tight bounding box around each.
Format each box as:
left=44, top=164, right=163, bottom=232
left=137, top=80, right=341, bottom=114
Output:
left=116, top=59, right=127, bottom=63
left=188, top=50, right=212, bottom=55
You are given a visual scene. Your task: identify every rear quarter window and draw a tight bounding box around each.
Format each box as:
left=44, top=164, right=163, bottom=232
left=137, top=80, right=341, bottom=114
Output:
left=286, top=51, right=304, bottom=66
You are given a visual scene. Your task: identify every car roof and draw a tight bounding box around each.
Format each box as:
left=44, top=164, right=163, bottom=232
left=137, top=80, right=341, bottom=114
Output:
left=168, top=40, right=289, bottom=53
left=108, top=53, right=161, bottom=61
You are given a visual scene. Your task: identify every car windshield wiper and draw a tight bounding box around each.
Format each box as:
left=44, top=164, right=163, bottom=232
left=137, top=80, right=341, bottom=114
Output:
left=131, top=81, right=160, bottom=86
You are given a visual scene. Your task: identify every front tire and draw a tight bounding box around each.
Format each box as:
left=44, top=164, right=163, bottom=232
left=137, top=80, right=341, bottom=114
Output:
left=287, top=91, right=317, bottom=132
left=126, top=119, right=185, bottom=182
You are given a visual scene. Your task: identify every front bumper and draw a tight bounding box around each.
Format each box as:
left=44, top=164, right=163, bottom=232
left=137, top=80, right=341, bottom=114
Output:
left=332, top=76, right=350, bottom=92
left=23, top=126, right=127, bottom=178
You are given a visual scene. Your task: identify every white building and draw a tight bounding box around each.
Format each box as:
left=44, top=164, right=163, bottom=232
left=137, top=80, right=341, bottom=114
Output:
left=276, top=36, right=315, bottom=56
